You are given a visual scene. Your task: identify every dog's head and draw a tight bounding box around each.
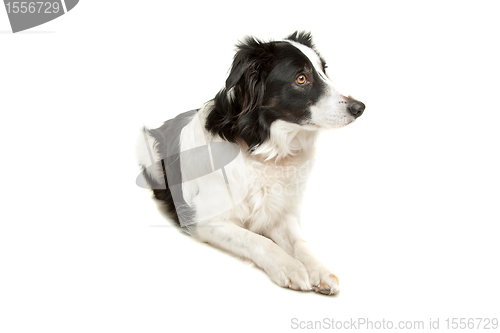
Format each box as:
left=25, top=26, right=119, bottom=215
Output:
left=206, top=31, right=365, bottom=150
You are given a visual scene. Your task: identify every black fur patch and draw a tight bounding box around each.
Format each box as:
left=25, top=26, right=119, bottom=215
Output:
left=206, top=31, right=327, bottom=150
left=141, top=163, right=180, bottom=226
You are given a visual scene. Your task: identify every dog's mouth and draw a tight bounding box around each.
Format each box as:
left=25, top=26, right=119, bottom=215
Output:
left=304, top=111, right=359, bottom=130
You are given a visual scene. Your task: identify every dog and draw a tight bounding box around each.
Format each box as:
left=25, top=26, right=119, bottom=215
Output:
left=138, top=31, right=365, bottom=295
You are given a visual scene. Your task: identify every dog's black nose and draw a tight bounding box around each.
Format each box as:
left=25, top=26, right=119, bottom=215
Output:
left=348, top=101, right=365, bottom=118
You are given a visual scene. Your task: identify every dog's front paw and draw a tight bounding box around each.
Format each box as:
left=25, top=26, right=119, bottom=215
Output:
left=305, top=264, right=340, bottom=295
left=266, top=258, right=312, bottom=292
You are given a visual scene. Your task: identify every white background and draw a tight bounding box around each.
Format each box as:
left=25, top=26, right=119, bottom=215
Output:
left=1, top=1, right=499, bottom=332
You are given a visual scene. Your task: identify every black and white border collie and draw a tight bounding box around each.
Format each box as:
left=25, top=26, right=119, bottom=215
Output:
left=138, top=31, right=365, bottom=295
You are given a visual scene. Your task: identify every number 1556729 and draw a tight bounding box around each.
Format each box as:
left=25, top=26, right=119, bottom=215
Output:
left=5, top=2, right=60, bottom=14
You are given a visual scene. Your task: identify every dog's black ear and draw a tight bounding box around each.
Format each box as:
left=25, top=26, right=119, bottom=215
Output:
left=207, top=36, right=275, bottom=149
left=285, top=31, right=314, bottom=48
left=229, top=37, right=274, bottom=117
left=225, top=45, right=252, bottom=89
left=225, top=36, right=274, bottom=91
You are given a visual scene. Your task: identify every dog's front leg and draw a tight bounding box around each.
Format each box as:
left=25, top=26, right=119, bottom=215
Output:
left=192, top=220, right=312, bottom=291
left=264, top=215, right=340, bottom=295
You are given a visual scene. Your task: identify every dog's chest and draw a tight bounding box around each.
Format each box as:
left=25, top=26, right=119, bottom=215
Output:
left=240, top=155, right=312, bottom=230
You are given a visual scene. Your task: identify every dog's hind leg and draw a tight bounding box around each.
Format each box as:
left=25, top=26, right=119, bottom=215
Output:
left=192, top=220, right=312, bottom=292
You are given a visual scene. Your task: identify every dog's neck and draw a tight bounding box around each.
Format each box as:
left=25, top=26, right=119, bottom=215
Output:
left=199, top=102, right=318, bottom=162
left=251, top=120, right=319, bottom=162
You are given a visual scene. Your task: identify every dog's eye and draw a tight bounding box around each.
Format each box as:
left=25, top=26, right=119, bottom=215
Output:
left=296, top=74, right=307, bottom=85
